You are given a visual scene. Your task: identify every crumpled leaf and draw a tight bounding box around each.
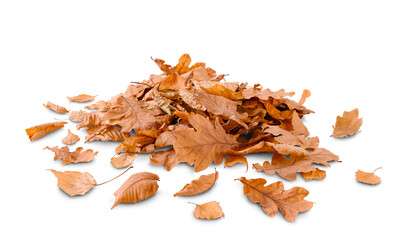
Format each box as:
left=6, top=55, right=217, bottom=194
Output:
left=111, top=172, right=159, bottom=209
left=67, top=94, right=97, bottom=102
left=159, top=72, right=187, bottom=90
left=111, top=153, right=137, bottom=168
left=26, top=121, right=67, bottom=141
left=43, top=101, right=69, bottom=113
left=149, top=148, right=179, bottom=171
left=355, top=168, right=382, bottom=185
left=236, top=177, right=313, bottom=222
left=45, top=146, right=98, bottom=165
left=332, top=108, right=362, bottom=138
left=69, top=110, right=89, bottom=122
left=302, top=168, right=326, bottom=181
left=190, top=201, right=225, bottom=220
left=48, top=169, right=96, bottom=196
left=224, top=155, right=248, bottom=172
left=61, top=129, right=80, bottom=145
left=174, top=169, right=218, bottom=197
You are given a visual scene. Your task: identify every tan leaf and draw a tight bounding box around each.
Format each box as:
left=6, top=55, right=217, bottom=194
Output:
left=115, top=135, right=156, bottom=153
left=154, top=131, right=176, bottom=148
left=332, top=108, right=363, bottom=138
left=67, top=94, right=97, bottom=102
left=173, top=114, right=238, bottom=172
left=111, top=172, right=160, bottom=209
left=85, top=125, right=130, bottom=143
left=69, top=110, right=89, bottom=122
left=302, top=168, right=326, bottom=181
left=242, top=87, right=295, bottom=100
left=43, top=101, right=69, bottom=113
left=236, top=177, right=313, bottom=222
left=111, top=153, right=137, bottom=168
left=45, top=146, right=98, bottom=165
left=85, top=100, right=111, bottom=111
left=298, top=89, right=311, bottom=105
left=26, top=121, right=67, bottom=141
left=263, top=100, right=294, bottom=120
left=224, top=155, right=248, bottom=172
left=190, top=201, right=225, bottom=220
left=174, top=169, right=218, bottom=197
left=149, top=148, right=179, bottom=171
left=76, top=112, right=102, bottom=130
left=159, top=72, right=187, bottom=90
left=201, top=84, right=243, bottom=101
left=61, top=129, right=80, bottom=145
left=48, top=169, right=96, bottom=196
left=355, top=167, right=382, bottom=185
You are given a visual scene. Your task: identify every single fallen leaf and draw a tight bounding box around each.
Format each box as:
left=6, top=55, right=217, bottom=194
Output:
left=236, top=177, right=313, bottom=222
left=43, top=101, right=69, bottom=113
left=332, top=108, right=362, bottom=138
left=149, top=148, right=179, bottom=171
left=111, top=153, right=137, bottom=168
left=61, top=129, right=80, bottom=145
left=48, top=167, right=132, bottom=196
left=224, top=155, right=248, bottom=172
left=189, top=201, right=225, bottom=220
left=45, top=146, right=98, bottom=165
left=111, top=172, right=160, bottom=209
left=67, top=94, right=97, bottom=102
left=174, top=169, right=218, bottom=197
left=26, top=121, right=67, bottom=141
left=301, top=168, right=326, bottom=181
left=355, top=167, right=382, bottom=185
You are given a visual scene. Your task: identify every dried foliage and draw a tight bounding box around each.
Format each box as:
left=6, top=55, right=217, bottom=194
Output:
left=45, top=146, right=98, bottom=165
left=43, top=101, right=69, bottom=113
left=61, top=129, right=80, bottom=145
left=111, top=153, right=137, bottom=168
left=332, top=108, right=363, bottom=138
left=174, top=169, right=219, bottom=197
left=190, top=201, right=225, bottom=220
left=67, top=94, right=97, bottom=102
left=26, top=121, right=67, bottom=141
left=355, top=167, right=382, bottom=185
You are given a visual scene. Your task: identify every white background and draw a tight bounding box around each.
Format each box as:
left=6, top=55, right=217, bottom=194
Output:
left=0, top=1, right=399, bottom=239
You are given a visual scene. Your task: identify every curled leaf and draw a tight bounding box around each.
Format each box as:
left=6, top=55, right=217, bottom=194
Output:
left=43, top=101, right=69, bottom=113
left=174, top=169, right=219, bottom=197
left=26, top=121, right=67, bottom=141
left=332, top=108, right=362, bottom=138
left=301, top=168, right=326, bottom=181
left=45, top=146, right=98, bottom=165
left=48, top=169, right=96, bottom=196
left=224, top=155, right=248, bottom=172
left=67, top=94, right=97, bottom=102
left=111, top=153, right=137, bottom=168
left=355, top=167, right=382, bottom=185
left=61, top=129, right=80, bottom=145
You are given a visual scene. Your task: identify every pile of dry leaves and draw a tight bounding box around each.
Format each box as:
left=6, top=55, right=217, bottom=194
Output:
left=26, top=54, right=378, bottom=222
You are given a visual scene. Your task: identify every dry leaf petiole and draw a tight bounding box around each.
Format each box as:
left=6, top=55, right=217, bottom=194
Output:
left=96, top=166, right=133, bottom=186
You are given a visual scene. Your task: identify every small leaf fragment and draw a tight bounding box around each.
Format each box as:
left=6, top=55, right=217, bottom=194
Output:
left=332, top=108, right=363, bottom=138
left=174, top=169, right=219, bottom=197
left=224, top=155, right=248, bottom=172
left=355, top=168, right=381, bottom=185
left=45, top=146, right=98, bottom=165
left=301, top=168, right=326, bottom=181
left=43, top=101, right=69, bottom=113
left=67, top=94, right=97, bottom=102
left=190, top=201, right=225, bottom=220
left=61, top=129, right=80, bottom=145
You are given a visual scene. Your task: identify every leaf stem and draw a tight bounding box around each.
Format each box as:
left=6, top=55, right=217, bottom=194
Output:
left=96, top=166, right=133, bottom=186
left=372, top=167, right=382, bottom=173
left=130, top=81, right=153, bottom=88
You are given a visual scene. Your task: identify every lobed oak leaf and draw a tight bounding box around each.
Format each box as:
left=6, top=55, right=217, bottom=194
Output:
left=76, top=112, right=103, bottom=130
left=190, top=201, right=225, bottom=220
left=236, top=177, right=313, bottom=222
left=154, top=131, right=176, bottom=148
left=224, top=155, right=248, bottom=172
left=45, top=146, right=98, bottom=165
left=174, top=169, right=219, bottom=197
left=61, top=129, right=80, bottom=145
left=111, top=153, right=137, bottom=168
left=149, top=148, right=179, bottom=171
left=67, top=94, right=97, bottom=102
left=355, top=167, right=381, bottom=185
left=302, top=168, right=326, bottom=181
left=111, top=172, right=160, bottom=209
left=26, top=121, right=67, bottom=141
left=43, top=101, right=69, bottom=113
left=332, top=108, right=362, bottom=138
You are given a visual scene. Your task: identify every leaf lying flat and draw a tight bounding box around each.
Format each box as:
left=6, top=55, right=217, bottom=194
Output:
left=332, top=108, right=362, bottom=138
left=48, top=169, right=97, bottom=196
left=236, top=177, right=313, bottom=222
left=111, top=153, right=137, bottom=168
left=43, top=101, right=69, bottom=113
left=67, top=94, right=97, bottom=102
left=355, top=168, right=381, bottom=185
left=190, top=201, right=225, bottom=220
left=111, top=172, right=160, bottom=209
left=45, top=146, right=98, bottom=165
left=174, top=169, right=218, bottom=197
left=26, top=121, right=67, bottom=141
left=61, top=129, right=80, bottom=145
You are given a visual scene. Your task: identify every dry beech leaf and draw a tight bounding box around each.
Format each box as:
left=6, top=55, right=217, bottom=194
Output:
left=302, top=168, right=326, bottom=181
left=224, top=155, right=248, bottom=172
left=111, top=172, right=160, bottom=209
left=61, top=129, right=80, bottom=145
left=48, top=167, right=133, bottom=196
left=26, top=121, right=67, bottom=141
left=67, top=94, right=97, bottom=102
left=189, top=201, right=225, bottom=220
left=332, top=108, right=363, bottom=138
left=236, top=177, right=313, bottom=222
left=355, top=167, right=382, bottom=185
left=45, top=146, right=98, bottom=165
left=43, top=101, right=69, bottom=113
left=174, top=169, right=218, bottom=197
left=111, top=153, right=138, bottom=168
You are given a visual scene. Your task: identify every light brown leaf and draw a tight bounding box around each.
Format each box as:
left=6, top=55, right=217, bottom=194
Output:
left=332, top=108, right=363, bottom=138
left=154, top=131, right=176, bottom=148
left=69, top=110, right=89, bottom=122
left=85, top=125, right=130, bottom=142
left=190, top=201, right=225, bottom=220
left=48, top=169, right=96, bottom=196
left=61, top=129, right=80, bottom=145
left=115, top=135, right=156, bottom=153
left=111, top=172, right=160, bottom=209
left=201, top=84, right=244, bottom=101
left=301, top=168, right=326, bottom=181
left=111, top=153, right=137, bottom=168
left=43, top=101, right=69, bottom=113
left=26, top=121, right=67, bottom=141
left=67, top=94, right=97, bottom=102
left=149, top=148, right=179, bottom=171
left=174, top=169, right=218, bottom=197
left=159, top=72, right=187, bottom=90
left=85, top=100, right=111, bottom=111
left=355, top=167, right=381, bottom=185
left=298, top=89, right=311, bottom=105
left=236, top=177, right=313, bottom=222
left=224, top=155, right=248, bottom=172
left=45, top=146, right=98, bottom=165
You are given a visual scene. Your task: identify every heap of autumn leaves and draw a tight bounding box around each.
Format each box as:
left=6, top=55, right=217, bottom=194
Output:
left=26, top=54, right=341, bottom=222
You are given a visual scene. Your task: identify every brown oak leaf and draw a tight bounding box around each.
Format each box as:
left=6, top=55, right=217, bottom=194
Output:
left=43, top=101, right=69, bottom=113
left=45, top=146, right=98, bottom=165
left=190, top=201, right=225, bottom=220
left=26, top=121, right=67, bottom=141
left=355, top=167, right=382, bottom=185
left=174, top=169, right=218, bottom=197
left=332, top=108, right=363, bottom=138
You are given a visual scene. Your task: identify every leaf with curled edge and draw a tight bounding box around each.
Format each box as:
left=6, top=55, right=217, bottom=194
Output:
left=45, top=146, right=98, bottom=165
left=173, top=114, right=238, bottom=172
left=149, top=148, right=179, bottom=171
left=190, top=201, right=225, bottom=220
left=61, top=129, right=80, bottom=145
left=43, top=101, right=69, bottom=113
left=111, top=172, right=160, bottom=209
left=332, top=108, right=362, bottom=138
left=111, top=153, right=137, bottom=168
left=174, top=169, right=218, bottom=197
left=26, top=121, right=67, bottom=141
left=355, top=167, right=381, bottom=185
left=236, top=177, right=313, bottom=222
left=67, top=94, right=97, bottom=102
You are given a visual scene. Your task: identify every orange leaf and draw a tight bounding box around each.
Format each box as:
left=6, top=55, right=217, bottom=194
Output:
left=159, top=73, right=187, bottom=90
left=48, top=169, right=97, bottom=196
left=190, top=201, right=225, bottom=220
left=43, top=101, right=69, bottom=113
left=61, top=129, right=80, bottom=145
left=224, top=155, right=248, bottom=172
left=355, top=167, right=381, bottom=185
left=45, top=146, right=98, bottom=165
left=174, top=169, right=218, bottom=197
left=111, top=172, right=160, bottom=209
left=149, top=148, right=179, bottom=171
left=298, top=89, right=311, bottom=105
left=201, top=84, right=244, bottom=101
left=67, top=94, right=97, bottom=102
left=69, top=110, right=89, bottom=122
left=332, top=108, right=363, bottom=138
left=301, top=168, right=326, bottom=181
left=26, top=121, right=67, bottom=141
left=111, top=153, right=137, bottom=168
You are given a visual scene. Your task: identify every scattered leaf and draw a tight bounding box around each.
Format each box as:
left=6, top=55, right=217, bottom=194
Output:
left=332, top=108, right=362, bottom=138
left=45, top=146, right=98, bottom=165
left=355, top=167, right=382, bottom=185
left=43, top=101, right=69, bottom=113
left=224, top=155, right=248, bottom=172
left=26, top=121, right=67, bottom=141
left=174, top=169, right=218, bottom=197
left=67, top=94, right=97, bottom=102
left=61, top=129, right=80, bottom=145
left=111, top=153, right=137, bottom=168
left=301, top=168, right=326, bottom=181
left=190, top=201, right=225, bottom=220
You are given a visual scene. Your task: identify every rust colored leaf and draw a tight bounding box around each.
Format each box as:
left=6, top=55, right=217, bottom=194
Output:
left=224, top=155, right=248, bottom=172
left=159, top=72, right=187, bottom=90
left=26, top=121, right=67, bottom=141
left=332, top=108, right=363, bottom=138
left=236, top=177, right=313, bottom=222
left=61, top=129, right=80, bottom=145
left=174, top=169, right=218, bottom=197
left=115, top=135, right=156, bottom=154
left=111, top=172, right=160, bottom=209
left=45, top=146, right=98, bottom=165
left=43, top=101, right=69, bottom=113
left=301, top=168, right=326, bottom=181
left=190, top=201, right=225, bottom=220
left=85, top=125, right=130, bottom=142
left=355, top=167, right=382, bottom=185
left=149, top=148, right=179, bottom=171
left=111, top=153, right=137, bottom=168
left=67, top=94, right=97, bottom=102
